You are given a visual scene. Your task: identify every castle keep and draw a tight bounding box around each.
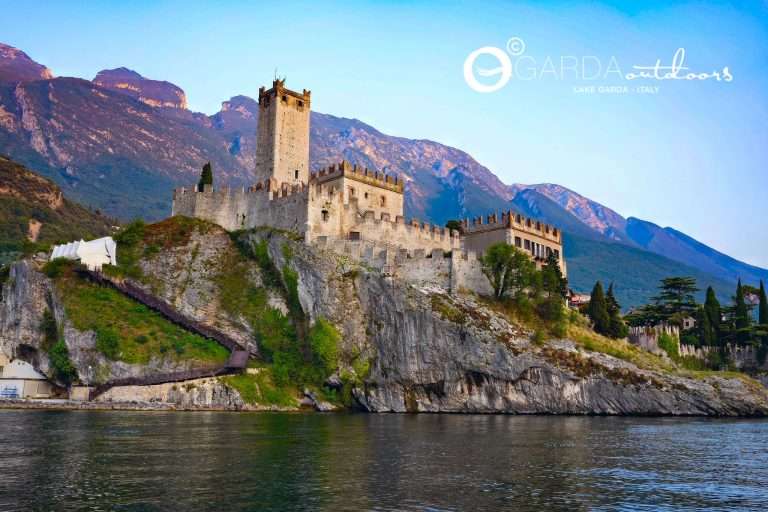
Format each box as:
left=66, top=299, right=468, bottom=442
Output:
left=172, top=79, right=564, bottom=275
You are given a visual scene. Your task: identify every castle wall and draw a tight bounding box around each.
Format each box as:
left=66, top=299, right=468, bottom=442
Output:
left=311, top=238, right=492, bottom=296
left=172, top=184, right=309, bottom=235
left=172, top=185, right=251, bottom=231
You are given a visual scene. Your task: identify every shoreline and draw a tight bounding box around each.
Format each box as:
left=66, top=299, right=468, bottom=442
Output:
left=3, top=399, right=768, bottom=418
left=0, top=398, right=300, bottom=413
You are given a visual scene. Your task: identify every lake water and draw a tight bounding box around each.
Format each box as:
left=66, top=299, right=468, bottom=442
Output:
left=0, top=411, right=766, bottom=511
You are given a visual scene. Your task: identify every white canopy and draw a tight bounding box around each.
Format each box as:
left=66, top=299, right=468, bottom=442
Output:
left=1, top=359, right=47, bottom=380
left=50, top=236, right=117, bottom=271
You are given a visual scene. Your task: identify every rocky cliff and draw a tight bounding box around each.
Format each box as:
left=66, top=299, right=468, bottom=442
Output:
left=250, top=229, right=768, bottom=416
left=1, top=222, right=766, bottom=415
left=93, top=67, right=188, bottom=109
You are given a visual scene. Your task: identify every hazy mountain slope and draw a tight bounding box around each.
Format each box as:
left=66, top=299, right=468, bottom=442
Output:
left=0, top=155, right=113, bottom=261
left=565, top=234, right=735, bottom=309
left=515, top=183, right=768, bottom=287
left=626, top=218, right=768, bottom=285
left=0, top=77, right=250, bottom=219
left=512, top=183, right=631, bottom=243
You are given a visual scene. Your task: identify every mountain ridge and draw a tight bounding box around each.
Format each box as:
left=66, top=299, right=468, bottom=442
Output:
left=0, top=41, right=763, bottom=308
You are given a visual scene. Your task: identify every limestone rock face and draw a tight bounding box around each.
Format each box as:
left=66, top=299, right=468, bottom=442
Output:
left=251, top=230, right=768, bottom=416
left=0, top=260, right=53, bottom=372
left=96, top=377, right=246, bottom=410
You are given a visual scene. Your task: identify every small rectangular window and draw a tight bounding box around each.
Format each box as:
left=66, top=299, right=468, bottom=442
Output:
left=514, top=236, right=522, bottom=248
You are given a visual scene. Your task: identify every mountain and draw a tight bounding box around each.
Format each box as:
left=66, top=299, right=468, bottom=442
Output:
left=0, top=76, right=251, bottom=219
left=513, top=184, right=768, bottom=288
left=0, top=41, right=763, bottom=308
left=0, top=155, right=113, bottom=262
left=511, top=183, right=632, bottom=243
left=93, top=67, right=187, bottom=109
left=0, top=43, right=53, bottom=83
left=625, top=217, right=768, bottom=285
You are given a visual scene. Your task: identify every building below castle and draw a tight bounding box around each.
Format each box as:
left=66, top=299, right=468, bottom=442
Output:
left=172, top=79, right=564, bottom=275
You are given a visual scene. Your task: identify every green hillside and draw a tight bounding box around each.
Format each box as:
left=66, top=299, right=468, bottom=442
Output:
left=0, top=155, right=115, bottom=263
left=565, top=233, right=736, bottom=310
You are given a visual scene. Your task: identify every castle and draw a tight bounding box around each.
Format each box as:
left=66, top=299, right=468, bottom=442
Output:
left=172, top=79, right=565, bottom=276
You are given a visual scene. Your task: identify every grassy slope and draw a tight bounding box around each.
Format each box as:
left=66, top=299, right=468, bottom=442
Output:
left=52, top=263, right=228, bottom=366
left=0, top=155, right=114, bottom=261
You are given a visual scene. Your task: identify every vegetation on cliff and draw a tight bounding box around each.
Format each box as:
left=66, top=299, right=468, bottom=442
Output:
left=47, top=260, right=228, bottom=365
left=217, top=235, right=344, bottom=405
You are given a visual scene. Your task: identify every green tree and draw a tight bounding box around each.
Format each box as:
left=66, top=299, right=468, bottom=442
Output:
left=759, top=280, right=768, bottom=352
left=696, top=306, right=713, bottom=346
left=49, top=339, right=78, bottom=385
left=702, top=286, right=721, bottom=346
left=541, top=251, right=568, bottom=299
left=198, top=162, right=213, bottom=192
left=734, top=279, right=752, bottom=344
left=479, top=243, right=535, bottom=299
left=587, top=281, right=610, bottom=336
left=606, top=283, right=628, bottom=339
left=652, top=276, right=699, bottom=325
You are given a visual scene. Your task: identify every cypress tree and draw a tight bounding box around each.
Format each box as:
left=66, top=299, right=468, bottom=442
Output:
left=759, top=280, right=768, bottom=351
left=587, top=281, right=610, bottom=336
left=703, top=286, right=721, bottom=346
left=734, top=279, right=751, bottom=344
left=541, top=251, right=568, bottom=299
left=606, top=283, right=628, bottom=339
left=198, top=162, right=213, bottom=191
left=696, top=305, right=713, bottom=346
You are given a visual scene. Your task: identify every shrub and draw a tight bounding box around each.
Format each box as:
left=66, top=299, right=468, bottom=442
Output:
left=43, top=257, right=72, bottom=278
left=134, top=334, right=148, bottom=344
left=95, top=327, right=120, bottom=359
left=114, top=219, right=146, bottom=246
left=49, top=339, right=77, bottom=384
left=308, top=318, right=340, bottom=375
left=658, top=333, right=679, bottom=359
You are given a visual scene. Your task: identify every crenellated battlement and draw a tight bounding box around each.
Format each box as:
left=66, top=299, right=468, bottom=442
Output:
left=463, top=209, right=561, bottom=243
left=311, top=160, right=404, bottom=193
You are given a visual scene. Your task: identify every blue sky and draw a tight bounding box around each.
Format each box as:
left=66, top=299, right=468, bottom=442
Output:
left=3, top=0, right=767, bottom=267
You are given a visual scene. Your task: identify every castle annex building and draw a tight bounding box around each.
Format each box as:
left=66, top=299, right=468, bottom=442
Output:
left=172, top=80, right=565, bottom=274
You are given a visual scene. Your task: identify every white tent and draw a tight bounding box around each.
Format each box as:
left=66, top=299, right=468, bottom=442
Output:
left=50, top=236, right=117, bottom=271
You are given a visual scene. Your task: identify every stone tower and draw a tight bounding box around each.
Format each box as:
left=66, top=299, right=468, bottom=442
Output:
left=254, top=79, right=311, bottom=186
